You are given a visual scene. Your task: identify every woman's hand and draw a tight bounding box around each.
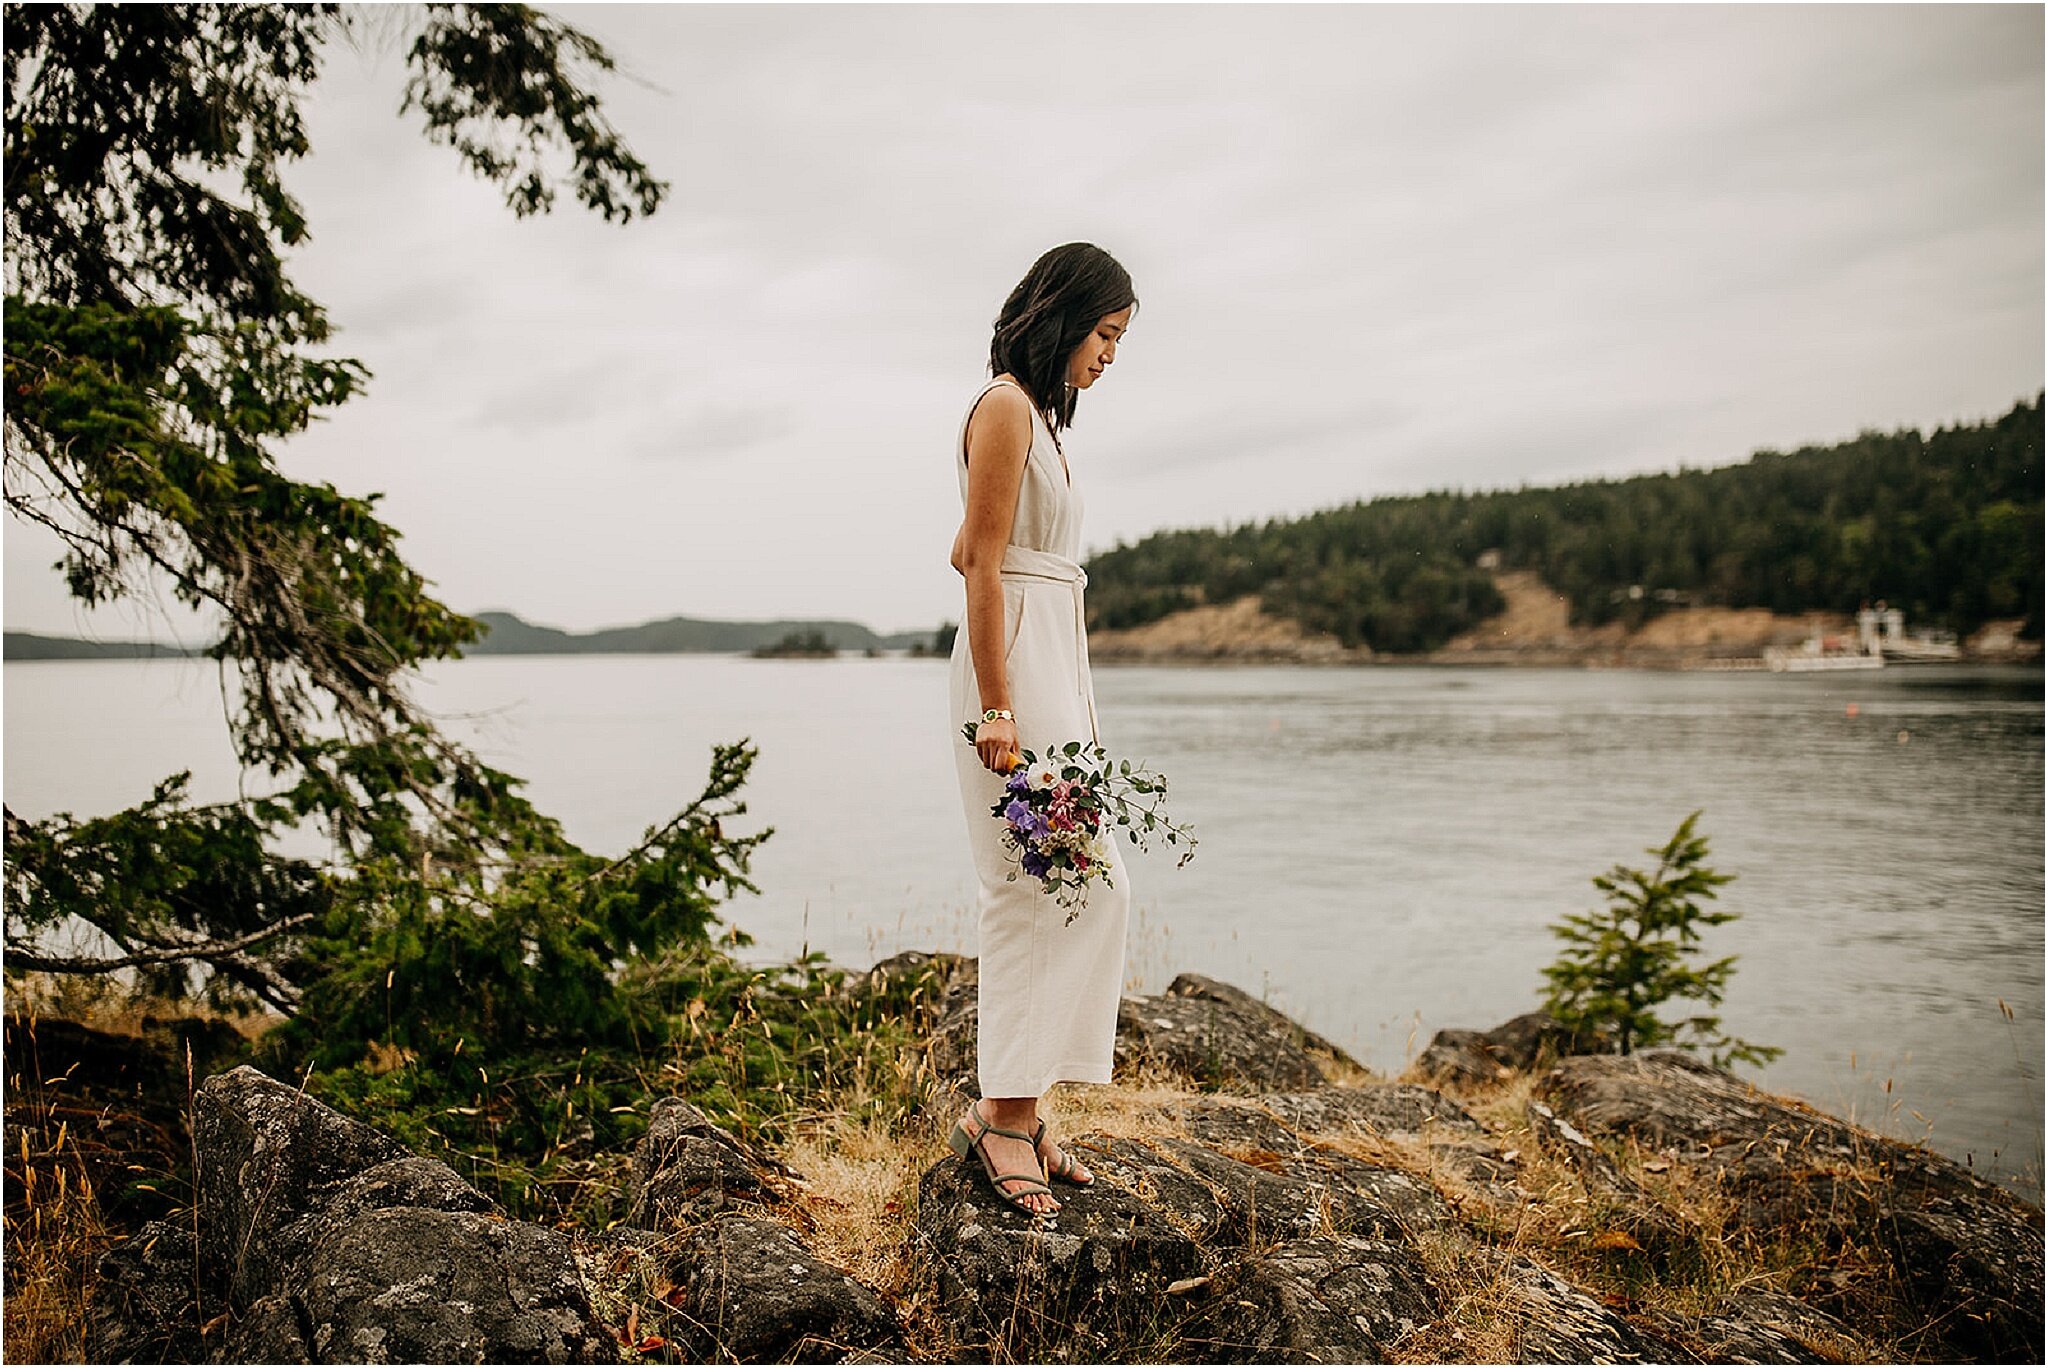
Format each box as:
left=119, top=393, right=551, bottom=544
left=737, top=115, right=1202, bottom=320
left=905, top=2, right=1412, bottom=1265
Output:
left=976, top=716, right=1022, bottom=774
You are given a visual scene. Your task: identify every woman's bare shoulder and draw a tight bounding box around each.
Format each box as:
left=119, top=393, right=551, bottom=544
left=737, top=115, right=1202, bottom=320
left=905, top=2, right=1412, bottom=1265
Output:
left=964, top=380, right=1033, bottom=459
left=971, top=377, right=1034, bottom=417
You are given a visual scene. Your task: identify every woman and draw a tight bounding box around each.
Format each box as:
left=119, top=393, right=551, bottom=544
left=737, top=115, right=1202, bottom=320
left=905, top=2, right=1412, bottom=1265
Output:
left=943, top=243, right=1136, bottom=1218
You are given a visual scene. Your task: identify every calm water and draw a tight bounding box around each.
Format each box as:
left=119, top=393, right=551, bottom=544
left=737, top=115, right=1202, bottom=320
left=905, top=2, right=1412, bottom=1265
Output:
left=6, top=656, right=2042, bottom=1200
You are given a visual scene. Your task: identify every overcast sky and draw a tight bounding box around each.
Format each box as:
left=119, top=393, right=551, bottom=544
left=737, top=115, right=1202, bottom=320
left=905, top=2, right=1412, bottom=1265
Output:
left=5, top=1, right=2041, bottom=643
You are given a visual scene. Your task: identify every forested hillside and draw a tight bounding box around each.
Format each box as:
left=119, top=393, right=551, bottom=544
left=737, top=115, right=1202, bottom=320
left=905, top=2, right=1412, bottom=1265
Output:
left=1084, top=395, right=2043, bottom=653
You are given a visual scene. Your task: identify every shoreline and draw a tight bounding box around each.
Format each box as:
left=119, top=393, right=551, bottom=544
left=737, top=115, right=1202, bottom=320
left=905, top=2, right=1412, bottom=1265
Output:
left=1084, top=652, right=2048, bottom=670
left=9, top=648, right=2043, bottom=670
left=1083, top=574, right=2042, bottom=669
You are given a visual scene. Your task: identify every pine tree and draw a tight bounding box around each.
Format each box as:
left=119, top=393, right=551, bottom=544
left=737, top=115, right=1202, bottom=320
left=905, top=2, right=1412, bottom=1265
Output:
left=1541, top=811, right=1782, bottom=1069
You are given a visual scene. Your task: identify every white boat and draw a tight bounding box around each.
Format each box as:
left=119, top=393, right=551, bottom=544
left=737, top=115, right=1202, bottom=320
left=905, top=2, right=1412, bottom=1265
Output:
left=1764, top=638, right=1885, bottom=672
left=1885, top=640, right=1963, bottom=662
left=1861, top=605, right=1962, bottom=662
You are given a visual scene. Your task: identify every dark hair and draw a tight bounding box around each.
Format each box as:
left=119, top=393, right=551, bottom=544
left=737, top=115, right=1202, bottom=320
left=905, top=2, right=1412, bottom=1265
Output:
left=987, top=242, right=1137, bottom=445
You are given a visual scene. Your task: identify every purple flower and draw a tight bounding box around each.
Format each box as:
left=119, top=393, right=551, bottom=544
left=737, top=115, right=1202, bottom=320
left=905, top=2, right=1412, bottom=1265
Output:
left=1021, top=849, right=1051, bottom=878
left=1005, top=771, right=1032, bottom=794
left=1004, top=800, right=1052, bottom=839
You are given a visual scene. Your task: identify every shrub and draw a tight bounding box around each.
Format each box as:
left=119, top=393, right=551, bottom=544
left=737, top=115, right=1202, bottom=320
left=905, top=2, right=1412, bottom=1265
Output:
left=1541, top=810, right=1781, bottom=1069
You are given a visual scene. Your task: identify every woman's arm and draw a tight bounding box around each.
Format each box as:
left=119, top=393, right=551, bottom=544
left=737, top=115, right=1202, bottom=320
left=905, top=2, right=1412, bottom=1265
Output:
left=959, top=386, right=1032, bottom=762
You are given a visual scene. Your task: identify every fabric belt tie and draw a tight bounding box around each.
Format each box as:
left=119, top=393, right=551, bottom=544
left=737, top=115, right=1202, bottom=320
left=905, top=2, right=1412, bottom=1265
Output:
left=997, top=545, right=1099, bottom=748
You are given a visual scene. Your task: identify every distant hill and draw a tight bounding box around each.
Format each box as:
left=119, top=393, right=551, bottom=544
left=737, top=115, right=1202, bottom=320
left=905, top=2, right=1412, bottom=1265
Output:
left=4, top=632, right=202, bottom=661
left=461, top=612, right=930, bottom=656
left=1085, top=394, right=2044, bottom=653
left=8, top=614, right=942, bottom=662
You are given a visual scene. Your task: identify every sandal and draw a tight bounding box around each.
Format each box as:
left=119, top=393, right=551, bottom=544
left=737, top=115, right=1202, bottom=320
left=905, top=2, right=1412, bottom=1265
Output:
left=946, top=1101, right=1059, bottom=1217
left=1031, top=1118, right=1095, bottom=1187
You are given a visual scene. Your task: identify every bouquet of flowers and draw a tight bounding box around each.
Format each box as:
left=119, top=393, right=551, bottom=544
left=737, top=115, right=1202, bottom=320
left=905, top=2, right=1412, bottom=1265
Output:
left=961, top=723, right=1197, bottom=924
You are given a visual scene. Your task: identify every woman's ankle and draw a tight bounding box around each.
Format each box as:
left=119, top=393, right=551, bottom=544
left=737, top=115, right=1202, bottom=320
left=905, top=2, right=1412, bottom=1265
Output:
left=977, top=1094, right=1039, bottom=1129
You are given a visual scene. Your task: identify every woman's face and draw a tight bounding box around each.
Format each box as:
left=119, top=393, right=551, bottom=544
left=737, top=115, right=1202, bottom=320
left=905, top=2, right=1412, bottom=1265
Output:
left=1065, top=305, right=1133, bottom=391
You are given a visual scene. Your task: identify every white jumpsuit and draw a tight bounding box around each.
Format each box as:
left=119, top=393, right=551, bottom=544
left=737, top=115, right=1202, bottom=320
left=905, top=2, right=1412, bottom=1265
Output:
left=948, top=377, right=1131, bottom=1099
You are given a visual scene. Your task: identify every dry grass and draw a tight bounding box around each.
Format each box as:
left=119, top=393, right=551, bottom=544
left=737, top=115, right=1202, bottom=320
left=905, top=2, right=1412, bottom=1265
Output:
left=4, top=1110, right=118, bottom=1364
left=1373, top=1069, right=1897, bottom=1363
left=1, top=972, right=277, bottom=1365
left=763, top=1044, right=1903, bottom=1363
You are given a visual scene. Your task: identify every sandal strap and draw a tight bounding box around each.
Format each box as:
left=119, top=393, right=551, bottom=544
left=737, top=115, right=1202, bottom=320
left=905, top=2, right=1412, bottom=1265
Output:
left=970, top=1101, right=1046, bottom=1145
left=1030, top=1118, right=1089, bottom=1178
left=965, top=1113, right=1051, bottom=1191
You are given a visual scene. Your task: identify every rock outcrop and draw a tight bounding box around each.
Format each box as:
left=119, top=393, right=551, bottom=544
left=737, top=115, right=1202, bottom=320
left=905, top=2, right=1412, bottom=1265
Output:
left=1114, top=973, right=1363, bottom=1093
left=87, top=1066, right=907, bottom=1365
left=612, top=1214, right=906, bottom=1362
left=1962, top=616, right=2043, bottom=662
left=1534, top=1049, right=2045, bottom=1363
left=1414, top=1007, right=1610, bottom=1085
left=1170, top=1234, right=1441, bottom=1363
left=1086, top=593, right=1370, bottom=664
left=76, top=967, right=2041, bottom=1364
left=101, top=1065, right=611, bottom=1364
left=626, top=1094, right=803, bottom=1229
